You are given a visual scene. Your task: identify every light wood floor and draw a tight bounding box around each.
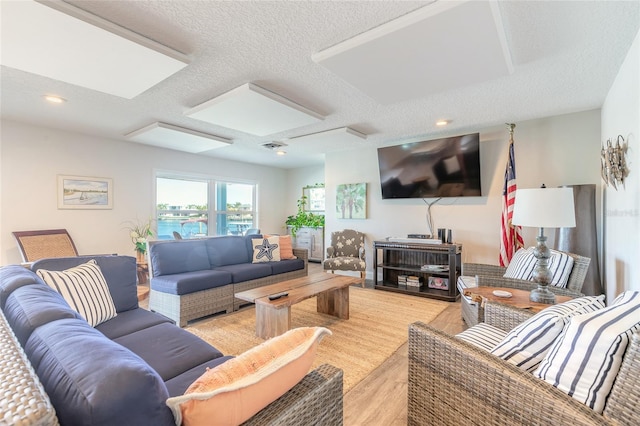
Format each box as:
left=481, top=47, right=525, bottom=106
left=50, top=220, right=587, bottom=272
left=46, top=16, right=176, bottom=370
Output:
left=308, top=263, right=467, bottom=426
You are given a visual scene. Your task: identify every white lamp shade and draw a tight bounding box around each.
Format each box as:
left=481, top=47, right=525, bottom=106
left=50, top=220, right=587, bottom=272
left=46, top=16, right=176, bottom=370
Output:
left=512, top=187, right=576, bottom=229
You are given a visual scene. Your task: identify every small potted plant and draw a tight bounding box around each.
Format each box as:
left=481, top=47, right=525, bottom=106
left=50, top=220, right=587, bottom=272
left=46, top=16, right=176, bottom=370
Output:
left=285, top=196, right=325, bottom=237
left=123, top=218, right=154, bottom=263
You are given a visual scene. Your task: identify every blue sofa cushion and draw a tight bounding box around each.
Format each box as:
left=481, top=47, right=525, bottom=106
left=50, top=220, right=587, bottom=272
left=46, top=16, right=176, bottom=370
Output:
left=32, top=255, right=138, bottom=313
left=206, top=236, right=252, bottom=267
left=150, top=240, right=211, bottom=276
left=269, top=259, right=305, bottom=275
left=215, top=263, right=273, bottom=283
left=113, top=322, right=224, bottom=381
left=25, top=318, right=174, bottom=426
left=151, top=269, right=232, bottom=295
left=164, top=356, right=234, bottom=397
left=95, top=308, right=173, bottom=339
left=0, top=266, right=42, bottom=309
left=4, top=284, right=81, bottom=346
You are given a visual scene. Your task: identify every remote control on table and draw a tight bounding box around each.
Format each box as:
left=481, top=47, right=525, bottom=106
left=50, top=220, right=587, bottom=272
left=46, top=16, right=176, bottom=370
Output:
left=268, top=292, right=288, bottom=300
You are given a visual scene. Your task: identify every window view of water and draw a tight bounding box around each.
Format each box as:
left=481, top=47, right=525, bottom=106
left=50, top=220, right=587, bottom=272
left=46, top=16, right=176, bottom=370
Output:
left=156, top=218, right=253, bottom=240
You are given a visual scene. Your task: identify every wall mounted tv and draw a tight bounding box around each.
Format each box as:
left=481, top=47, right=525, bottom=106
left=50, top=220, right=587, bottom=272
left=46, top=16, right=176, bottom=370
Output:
left=377, top=132, right=481, bottom=199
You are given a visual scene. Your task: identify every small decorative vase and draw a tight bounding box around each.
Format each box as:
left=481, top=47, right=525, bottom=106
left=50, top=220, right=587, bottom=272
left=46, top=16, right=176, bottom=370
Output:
left=136, top=250, right=146, bottom=264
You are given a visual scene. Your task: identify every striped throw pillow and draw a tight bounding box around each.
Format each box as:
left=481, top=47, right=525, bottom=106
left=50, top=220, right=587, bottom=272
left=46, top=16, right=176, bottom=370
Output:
left=491, top=295, right=605, bottom=372
left=456, top=323, right=507, bottom=352
left=36, top=259, right=117, bottom=327
left=503, top=248, right=536, bottom=280
left=503, top=247, right=574, bottom=287
left=534, top=291, right=640, bottom=413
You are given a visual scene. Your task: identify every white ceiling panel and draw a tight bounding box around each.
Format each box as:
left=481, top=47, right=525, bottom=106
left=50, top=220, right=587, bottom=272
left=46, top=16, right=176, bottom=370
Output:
left=1, top=0, right=189, bottom=99
left=185, top=83, right=324, bottom=136
left=286, top=127, right=368, bottom=155
left=125, top=122, right=231, bottom=153
left=312, top=0, right=513, bottom=104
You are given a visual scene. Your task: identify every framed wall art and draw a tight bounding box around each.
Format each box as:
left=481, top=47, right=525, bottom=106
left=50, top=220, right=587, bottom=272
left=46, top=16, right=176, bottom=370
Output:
left=336, top=182, right=367, bottom=219
left=57, top=175, right=113, bottom=209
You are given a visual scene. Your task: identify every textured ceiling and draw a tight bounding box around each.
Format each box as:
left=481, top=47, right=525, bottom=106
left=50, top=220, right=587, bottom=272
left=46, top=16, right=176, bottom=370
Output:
left=1, top=1, right=639, bottom=169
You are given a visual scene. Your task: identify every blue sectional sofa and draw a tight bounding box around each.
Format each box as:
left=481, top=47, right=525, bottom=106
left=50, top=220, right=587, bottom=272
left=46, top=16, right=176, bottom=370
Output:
left=148, top=235, right=308, bottom=326
left=0, top=255, right=341, bottom=425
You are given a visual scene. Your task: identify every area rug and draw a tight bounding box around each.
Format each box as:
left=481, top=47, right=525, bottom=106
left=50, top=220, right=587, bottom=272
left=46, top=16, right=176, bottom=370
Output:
left=185, top=287, right=448, bottom=393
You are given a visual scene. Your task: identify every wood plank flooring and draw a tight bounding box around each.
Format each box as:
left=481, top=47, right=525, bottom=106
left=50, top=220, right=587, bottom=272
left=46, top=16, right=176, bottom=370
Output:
left=301, top=263, right=467, bottom=426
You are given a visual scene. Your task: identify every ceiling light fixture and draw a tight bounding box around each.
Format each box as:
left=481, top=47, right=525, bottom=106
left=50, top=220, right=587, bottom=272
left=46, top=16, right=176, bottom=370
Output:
left=435, top=119, right=449, bottom=126
left=276, top=150, right=287, bottom=156
left=44, top=95, right=67, bottom=104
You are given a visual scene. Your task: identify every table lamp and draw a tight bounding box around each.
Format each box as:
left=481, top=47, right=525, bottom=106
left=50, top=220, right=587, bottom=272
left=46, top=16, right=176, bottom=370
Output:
left=511, top=186, right=576, bottom=303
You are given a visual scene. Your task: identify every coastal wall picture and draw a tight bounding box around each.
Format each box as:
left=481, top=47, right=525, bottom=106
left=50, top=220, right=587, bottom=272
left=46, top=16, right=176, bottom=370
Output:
left=336, top=182, right=367, bottom=219
left=57, top=175, right=113, bottom=209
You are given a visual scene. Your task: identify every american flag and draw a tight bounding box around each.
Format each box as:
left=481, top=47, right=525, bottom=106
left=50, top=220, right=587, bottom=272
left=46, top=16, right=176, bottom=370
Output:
left=499, top=127, right=524, bottom=266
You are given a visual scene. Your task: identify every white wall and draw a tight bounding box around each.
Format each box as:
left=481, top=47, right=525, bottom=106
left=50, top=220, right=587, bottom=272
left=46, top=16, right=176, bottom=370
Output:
left=284, top=166, right=325, bottom=219
left=325, top=110, right=603, bottom=279
left=601, top=29, right=640, bottom=301
left=0, top=120, right=288, bottom=264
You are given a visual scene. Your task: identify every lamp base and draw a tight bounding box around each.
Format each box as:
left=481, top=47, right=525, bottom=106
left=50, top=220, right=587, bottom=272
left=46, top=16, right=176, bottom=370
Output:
left=530, top=286, right=556, bottom=304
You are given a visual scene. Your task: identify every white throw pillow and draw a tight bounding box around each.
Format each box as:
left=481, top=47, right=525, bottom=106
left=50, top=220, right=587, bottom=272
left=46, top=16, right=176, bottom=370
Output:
left=534, top=291, right=640, bottom=413
left=491, top=295, right=605, bottom=372
left=251, top=236, right=281, bottom=263
left=36, top=259, right=117, bottom=327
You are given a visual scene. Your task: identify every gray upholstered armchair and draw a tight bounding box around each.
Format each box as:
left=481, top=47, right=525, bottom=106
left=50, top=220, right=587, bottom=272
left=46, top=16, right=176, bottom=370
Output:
left=323, top=229, right=366, bottom=287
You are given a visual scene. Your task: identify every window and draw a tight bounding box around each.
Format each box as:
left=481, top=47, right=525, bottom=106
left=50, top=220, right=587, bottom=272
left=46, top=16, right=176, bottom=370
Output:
left=156, top=174, right=256, bottom=239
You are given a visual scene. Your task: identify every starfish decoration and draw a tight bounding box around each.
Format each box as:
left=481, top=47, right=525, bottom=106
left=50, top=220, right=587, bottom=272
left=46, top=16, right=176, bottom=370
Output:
left=254, top=238, right=279, bottom=261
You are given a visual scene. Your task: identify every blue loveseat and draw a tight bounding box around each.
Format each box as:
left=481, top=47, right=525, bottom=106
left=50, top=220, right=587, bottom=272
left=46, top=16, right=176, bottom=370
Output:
left=148, top=235, right=308, bottom=326
left=0, top=255, right=341, bottom=425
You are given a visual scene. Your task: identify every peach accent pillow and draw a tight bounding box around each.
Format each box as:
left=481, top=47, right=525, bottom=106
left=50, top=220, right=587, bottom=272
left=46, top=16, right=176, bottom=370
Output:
left=166, top=327, right=331, bottom=426
left=265, top=234, right=297, bottom=260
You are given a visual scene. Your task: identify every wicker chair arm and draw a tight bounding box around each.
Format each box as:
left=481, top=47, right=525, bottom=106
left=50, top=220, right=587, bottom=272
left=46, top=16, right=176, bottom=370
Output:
left=463, top=263, right=505, bottom=277
left=474, top=275, right=584, bottom=298
left=292, top=248, right=308, bottom=262
left=243, top=364, right=343, bottom=425
left=408, top=322, right=616, bottom=426
left=483, top=301, right=535, bottom=332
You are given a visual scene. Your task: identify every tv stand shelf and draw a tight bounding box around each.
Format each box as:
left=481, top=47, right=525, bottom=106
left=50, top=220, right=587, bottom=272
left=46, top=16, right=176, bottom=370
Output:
left=373, top=241, right=461, bottom=302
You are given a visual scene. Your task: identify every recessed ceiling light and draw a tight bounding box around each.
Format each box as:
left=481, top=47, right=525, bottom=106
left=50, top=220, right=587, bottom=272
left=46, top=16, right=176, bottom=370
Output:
left=276, top=150, right=287, bottom=156
left=435, top=119, right=449, bottom=126
left=44, top=95, right=67, bottom=104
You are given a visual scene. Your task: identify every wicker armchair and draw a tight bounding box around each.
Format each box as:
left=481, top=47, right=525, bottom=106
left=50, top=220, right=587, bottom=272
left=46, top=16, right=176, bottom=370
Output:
left=460, top=251, right=590, bottom=326
left=407, top=302, right=640, bottom=426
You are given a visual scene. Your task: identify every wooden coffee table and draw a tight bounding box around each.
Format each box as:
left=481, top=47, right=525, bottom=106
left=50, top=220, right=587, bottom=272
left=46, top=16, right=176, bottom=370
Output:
left=235, top=272, right=360, bottom=339
left=463, top=286, right=572, bottom=315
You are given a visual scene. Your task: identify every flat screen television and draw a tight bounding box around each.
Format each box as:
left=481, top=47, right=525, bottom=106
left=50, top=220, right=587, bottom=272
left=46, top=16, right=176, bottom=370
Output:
left=377, top=132, right=481, bottom=199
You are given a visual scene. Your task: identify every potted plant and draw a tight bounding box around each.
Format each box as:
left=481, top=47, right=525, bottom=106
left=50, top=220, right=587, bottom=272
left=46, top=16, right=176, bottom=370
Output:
left=123, top=218, right=154, bottom=263
left=285, top=196, right=325, bottom=237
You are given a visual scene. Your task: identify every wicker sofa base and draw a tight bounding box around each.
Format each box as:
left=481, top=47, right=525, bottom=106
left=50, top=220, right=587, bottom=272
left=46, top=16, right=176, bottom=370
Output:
left=150, top=267, right=308, bottom=327
left=150, top=285, right=234, bottom=327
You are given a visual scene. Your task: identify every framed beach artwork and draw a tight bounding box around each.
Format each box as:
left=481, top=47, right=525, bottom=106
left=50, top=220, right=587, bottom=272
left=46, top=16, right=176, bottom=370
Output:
left=57, top=175, right=113, bottom=209
left=336, top=182, right=367, bottom=219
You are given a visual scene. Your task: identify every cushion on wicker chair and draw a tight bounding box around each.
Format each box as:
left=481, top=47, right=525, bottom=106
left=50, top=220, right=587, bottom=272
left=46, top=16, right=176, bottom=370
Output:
left=503, top=247, right=574, bottom=287
left=534, top=291, right=640, bottom=414
left=455, top=323, right=507, bottom=352
left=166, top=327, right=331, bottom=426
left=490, top=295, right=605, bottom=372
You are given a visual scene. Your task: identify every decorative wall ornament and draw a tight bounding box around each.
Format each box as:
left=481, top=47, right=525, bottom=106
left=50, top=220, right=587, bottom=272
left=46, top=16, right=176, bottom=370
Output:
left=600, top=135, right=629, bottom=190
